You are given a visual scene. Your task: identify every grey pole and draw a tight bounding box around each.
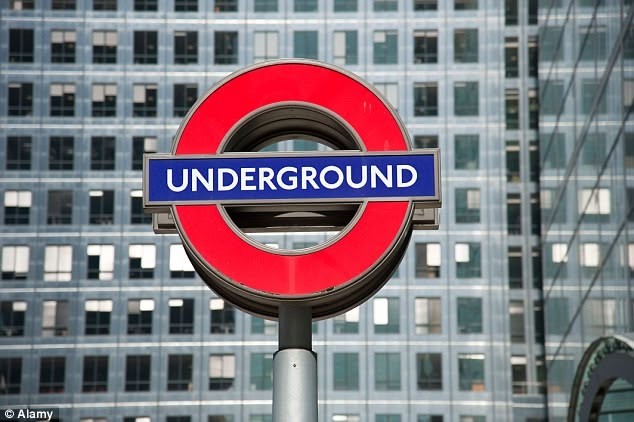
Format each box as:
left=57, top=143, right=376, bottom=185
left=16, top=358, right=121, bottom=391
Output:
left=273, top=305, right=318, bottom=422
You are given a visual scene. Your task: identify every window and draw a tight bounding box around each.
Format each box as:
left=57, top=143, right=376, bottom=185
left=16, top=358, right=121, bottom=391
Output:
left=505, top=88, right=519, bottom=129
left=170, top=244, right=195, bottom=278
left=215, top=0, right=237, bottom=11
left=10, top=1, right=35, bottom=9
left=87, top=245, right=114, bottom=280
left=93, top=30, right=117, bottom=63
left=508, top=247, right=522, bottom=288
left=175, top=0, right=198, bottom=10
left=412, top=0, right=437, bottom=8
left=0, top=301, right=26, bottom=337
left=215, top=31, right=238, bottom=64
left=540, top=80, right=564, bottom=115
left=507, top=193, right=521, bottom=234
left=85, top=300, right=112, bottom=335
left=93, top=0, right=117, bottom=9
left=294, top=0, right=317, bottom=11
left=132, top=137, right=157, bottom=170
left=134, top=31, right=158, bottom=64
left=8, top=82, right=33, bottom=116
left=6, top=136, right=31, bottom=170
left=125, top=355, right=151, bottom=391
left=374, top=82, right=398, bottom=110
left=414, top=135, right=438, bottom=149
left=92, top=83, right=117, bottom=117
left=0, top=358, right=21, bottom=394
left=414, top=83, right=438, bottom=116
left=251, top=316, right=276, bottom=334
left=168, top=354, right=193, bottom=391
left=503, top=147, right=522, bottom=191
left=505, top=0, right=518, bottom=25
left=333, top=31, right=357, bottom=65
left=373, top=297, right=399, bottom=334
left=135, top=0, right=157, bottom=10
left=455, top=188, right=480, bottom=223
left=455, top=135, right=478, bottom=170
left=4, top=190, right=31, bottom=225
left=579, top=188, right=610, bottom=221
left=454, top=29, right=478, bottom=63
left=47, top=190, right=72, bottom=225
left=332, top=417, right=360, bottom=422
left=414, top=30, right=438, bottom=64
left=505, top=37, right=518, bottom=77
left=333, top=307, right=359, bottom=334
left=49, top=136, right=73, bottom=170
left=510, top=300, right=525, bottom=343
left=375, top=353, right=400, bottom=391
left=173, top=83, right=197, bottom=117
left=9, top=28, right=33, bottom=62
left=458, top=354, right=485, bottom=391
left=541, top=133, right=565, bottom=169
left=456, top=243, right=481, bottom=277
left=42, top=300, right=69, bottom=336
left=82, top=356, right=108, bottom=392
left=294, top=31, right=318, bottom=60
left=582, top=79, right=607, bottom=114
left=167, top=418, right=190, bottom=422
left=334, top=0, right=357, bottom=11
left=415, top=297, right=441, bottom=334
left=528, top=36, right=538, bottom=77
left=91, top=136, right=115, bottom=170
left=376, top=416, right=400, bottom=422
left=415, top=242, right=440, bottom=277
left=127, top=299, right=153, bottom=335
left=511, top=356, right=528, bottom=394
left=169, top=298, right=194, bottom=334
left=50, top=29, right=76, bottom=63
left=173, top=31, right=198, bottom=64
left=418, top=416, right=443, bottom=422
left=416, top=353, right=442, bottom=390
left=132, top=84, right=157, bottom=117
left=44, top=245, right=72, bottom=281
left=374, top=0, right=397, bottom=10
left=457, top=297, right=482, bottom=334
left=333, top=353, right=359, bottom=390
left=209, top=354, right=235, bottom=390
left=580, top=26, right=607, bottom=61
left=455, top=0, right=477, bottom=9
left=52, top=0, right=75, bottom=8
left=373, top=30, right=398, bottom=64
left=250, top=353, right=273, bottom=390
left=1, top=245, right=29, bottom=280
left=528, top=88, right=538, bottom=129
left=540, top=25, right=563, bottom=61
left=49, top=83, right=75, bottom=116
left=253, top=31, right=279, bottom=63
left=208, top=415, right=234, bottom=422
left=39, top=357, right=65, bottom=393
left=129, top=244, right=155, bottom=278
left=454, top=82, right=479, bottom=116
left=127, top=191, right=149, bottom=225
left=89, top=190, right=114, bottom=224
left=460, top=417, right=485, bottom=422
left=581, top=132, right=606, bottom=168
left=254, top=0, right=277, bottom=12
left=210, top=299, right=235, bottom=334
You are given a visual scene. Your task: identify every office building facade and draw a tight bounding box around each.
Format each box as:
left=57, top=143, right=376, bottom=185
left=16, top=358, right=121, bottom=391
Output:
left=1, top=0, right=546, bottom=420
left=538, top=0, right=634, bottom=420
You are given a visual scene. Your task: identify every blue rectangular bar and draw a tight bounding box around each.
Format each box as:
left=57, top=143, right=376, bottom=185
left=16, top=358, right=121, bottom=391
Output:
left=145, top=152, right=439, bottom=205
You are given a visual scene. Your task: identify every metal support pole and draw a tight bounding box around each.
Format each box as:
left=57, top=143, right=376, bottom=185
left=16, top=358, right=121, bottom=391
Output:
left=273, top=305, right=317, bottom=422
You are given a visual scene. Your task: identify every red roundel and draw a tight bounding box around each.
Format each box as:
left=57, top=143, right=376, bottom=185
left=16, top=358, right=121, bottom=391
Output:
left=172, top=61, right=411, bottom=301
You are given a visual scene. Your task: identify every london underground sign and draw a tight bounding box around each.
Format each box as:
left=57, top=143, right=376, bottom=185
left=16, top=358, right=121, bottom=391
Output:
left=143, top=60, right=441, bottom=319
